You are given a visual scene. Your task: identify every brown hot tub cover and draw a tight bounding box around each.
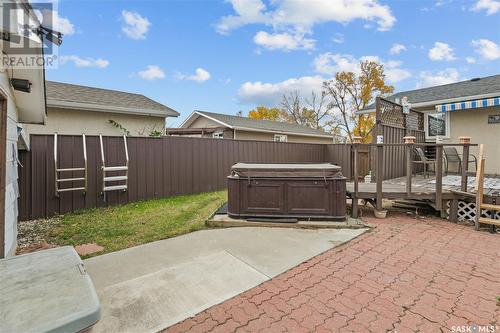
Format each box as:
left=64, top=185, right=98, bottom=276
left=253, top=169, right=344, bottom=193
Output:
left=230, top=163, right=342, bottom=178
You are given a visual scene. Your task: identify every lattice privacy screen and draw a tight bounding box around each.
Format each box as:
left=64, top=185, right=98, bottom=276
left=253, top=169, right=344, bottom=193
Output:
left=446, top=200, right=500, bottom=222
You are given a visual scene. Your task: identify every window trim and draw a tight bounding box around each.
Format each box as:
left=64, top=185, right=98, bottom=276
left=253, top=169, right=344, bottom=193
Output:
left=424, top=111, right=450, bottom=141
left=274, top=134, right=288, bottom=142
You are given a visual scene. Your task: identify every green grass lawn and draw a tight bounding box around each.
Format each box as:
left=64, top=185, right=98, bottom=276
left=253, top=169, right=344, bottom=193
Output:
left=49, top=191, right=227, bottom=256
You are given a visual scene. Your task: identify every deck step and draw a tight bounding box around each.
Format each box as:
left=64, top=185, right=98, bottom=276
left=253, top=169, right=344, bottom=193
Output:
left=103, top=166, right=128, bottom=172
left=480, top=203, right=500, bottom=211
left=478, top=217, right=500, bottom=226
left=104, top=176, right=128, bottom=182
left=103, top=185, right=127, bottom=192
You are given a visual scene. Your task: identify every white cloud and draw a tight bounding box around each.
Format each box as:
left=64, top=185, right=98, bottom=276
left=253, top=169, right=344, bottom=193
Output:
left=472, top=39, right=500, bottom=60
left=238, top=76, right=324, bottom=105
left=177, top=68, right=211, bottom=83
left=384, top=60, right=412, bottom=83
left=416, top=68, right=461, bottom=88
left=428, top=42, right=456, bottom=61
left=332, top=33, right=344, bottom=44
left=216, top=0, right=396, bottom=34
left=59, top=55, right=109, bottom=68
left=389, top=43, right=406, bottom=55
left=239, top=53, right=412, bottom=105
left=137, top=65, right=165, bottom=80
left=313, top=53, right=372, bottom=75
left=471, top=0, right=500, bottom=15
left=38, top=10, right=75, bottom=35
left=253, top=31, right=315, bottom=50
left=121, top=10, right=151, bottom=40
left=466, top=56, right=476, bottom=63
left=312, top=53, right=410, bottom=83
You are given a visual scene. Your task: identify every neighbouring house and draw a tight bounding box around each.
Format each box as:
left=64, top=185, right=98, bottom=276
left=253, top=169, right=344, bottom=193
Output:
left=23, top=81, right=179, bottom=137
left=167, top=110, right=338, bottom=144
left=358, top=75, right=500, bottom=175
left=1, top=0, right=47, bottom=257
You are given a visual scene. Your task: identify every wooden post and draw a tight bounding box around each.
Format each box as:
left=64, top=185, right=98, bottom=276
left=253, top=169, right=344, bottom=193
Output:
left=352, top=144, right=359, bottom=218
left=374, top=97, right=383, bottom=211
left=474, top=144, right=484, bottom=231
left=449, top=199, right=459, bottom=223
left=435, top=144, right=443, bottom=210
left=403, top=136, right=415, bottom=198
left=376, top=144, right=383, bottom=211
left=406, top=144, right=412, bottom=197
left=460, top=139, right=470, bottom=192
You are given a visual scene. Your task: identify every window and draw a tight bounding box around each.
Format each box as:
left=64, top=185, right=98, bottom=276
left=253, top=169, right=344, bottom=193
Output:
left=425, top=112, right=449, bottom=139
left=212, top=132, right=224, bottom=139
left=274, top=134, right=287, bottom=142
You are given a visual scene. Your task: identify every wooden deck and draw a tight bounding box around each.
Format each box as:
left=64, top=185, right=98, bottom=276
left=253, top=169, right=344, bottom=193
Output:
left=346, top=174, right=500, bottom=201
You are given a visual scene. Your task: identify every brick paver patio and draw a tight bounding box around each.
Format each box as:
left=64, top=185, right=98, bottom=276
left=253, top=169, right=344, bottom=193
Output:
left=165, top=213, right=500, bottom=332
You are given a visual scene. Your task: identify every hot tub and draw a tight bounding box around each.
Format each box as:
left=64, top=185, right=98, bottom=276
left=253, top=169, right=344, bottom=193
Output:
left=227, top=163, right=346, bottom=221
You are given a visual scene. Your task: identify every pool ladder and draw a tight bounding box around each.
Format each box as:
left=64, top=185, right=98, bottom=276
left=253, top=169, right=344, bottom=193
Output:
left=100, top=134, right=129, bottom=193
left=54, top=133, right=87, bottom=196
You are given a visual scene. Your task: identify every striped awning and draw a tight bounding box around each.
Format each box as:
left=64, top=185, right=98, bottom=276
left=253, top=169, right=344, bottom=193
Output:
left=436, top=96, right=500, bottom=112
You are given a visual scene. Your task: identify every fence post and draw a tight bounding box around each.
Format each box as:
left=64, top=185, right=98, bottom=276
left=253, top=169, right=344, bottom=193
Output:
left=435, top=144, right=443, bottom=211
left=459, top=137, right=471, bottom=192
left=352, top=137, right=362, bottom=218
left=403, top=136, right=416, bottom=197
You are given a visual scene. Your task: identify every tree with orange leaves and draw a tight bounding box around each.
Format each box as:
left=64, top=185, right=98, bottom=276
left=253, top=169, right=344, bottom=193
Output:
left=248, top=106, right=283, bottom=121
left=323, top=61, right=394, bottom=143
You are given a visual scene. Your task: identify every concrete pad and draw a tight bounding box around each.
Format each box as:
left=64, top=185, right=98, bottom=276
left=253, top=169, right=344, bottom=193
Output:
left=85, top=227, right=368, bottom=333
left=93, top=251, right=267, bottom=333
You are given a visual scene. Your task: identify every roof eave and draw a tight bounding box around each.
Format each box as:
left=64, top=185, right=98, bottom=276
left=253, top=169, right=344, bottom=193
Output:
left=47, top=99, right=179, bottom=117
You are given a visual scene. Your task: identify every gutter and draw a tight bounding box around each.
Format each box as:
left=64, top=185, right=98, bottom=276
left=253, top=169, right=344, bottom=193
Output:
left=231, top=126, right=333, bottom=139
left=356, top=91, right=500, bottom=115
left=47, top=99, right=179, bottom=118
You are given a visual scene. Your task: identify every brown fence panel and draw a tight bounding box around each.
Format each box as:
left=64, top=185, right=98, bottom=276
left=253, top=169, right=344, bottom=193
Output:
left=18, top=135, right=334, bottom=220
left=324, top=144, right=352, bottom=179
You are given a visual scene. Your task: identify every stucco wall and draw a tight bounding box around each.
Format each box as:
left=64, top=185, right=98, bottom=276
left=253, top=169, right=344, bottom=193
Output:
left=24, top=107, right=166, bottom=136
left=444, top=106, right=500, bottom=175
left=1, top=72, right=20, bottom=257
left=189, top=116, right=221, bottom=128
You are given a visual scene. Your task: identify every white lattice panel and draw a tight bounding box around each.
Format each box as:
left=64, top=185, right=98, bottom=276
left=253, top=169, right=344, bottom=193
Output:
left=446, top=200, right=500, bottom=222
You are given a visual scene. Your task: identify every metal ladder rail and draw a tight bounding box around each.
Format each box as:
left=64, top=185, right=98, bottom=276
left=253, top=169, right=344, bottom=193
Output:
left=100, top=135, right=129, bottom=193
left=54, top=133, right=87, bottom=195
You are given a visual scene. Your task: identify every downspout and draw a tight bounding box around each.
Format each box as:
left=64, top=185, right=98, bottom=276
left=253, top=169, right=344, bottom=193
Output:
left=233, top=129, right=237, bottom=140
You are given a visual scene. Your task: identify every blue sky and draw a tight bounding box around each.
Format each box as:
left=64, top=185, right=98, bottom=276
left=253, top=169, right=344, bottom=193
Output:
left=46, top=0, right=500, bottom=126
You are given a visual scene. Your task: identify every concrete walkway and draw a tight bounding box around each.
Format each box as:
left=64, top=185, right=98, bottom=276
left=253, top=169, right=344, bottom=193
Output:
left=84, top=227, right=367, bottom=333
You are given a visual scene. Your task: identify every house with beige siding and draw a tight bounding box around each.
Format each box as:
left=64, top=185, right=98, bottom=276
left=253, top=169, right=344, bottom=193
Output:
left=358, top=75, right=500, bottom=175
left=168, top=111, right=337, bottom=144
left=24, top=81, right=179, bottom=137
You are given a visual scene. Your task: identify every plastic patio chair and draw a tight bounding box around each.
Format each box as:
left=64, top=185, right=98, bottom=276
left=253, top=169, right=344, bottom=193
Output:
left=444, top=147, right=477, bottom=174
left=412, top=147, right=435, bottom=178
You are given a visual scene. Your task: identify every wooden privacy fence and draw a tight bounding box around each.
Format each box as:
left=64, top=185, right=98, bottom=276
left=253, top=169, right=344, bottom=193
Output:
left=19, top=135, right=354, bottom=220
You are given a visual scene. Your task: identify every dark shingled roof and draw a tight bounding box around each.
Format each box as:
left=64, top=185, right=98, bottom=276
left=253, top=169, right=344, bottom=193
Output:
left=195, top=111, right=332, bottom=137
left=360, top=74, right=500, bottom=112
left=46, top=81, right=179, bottom=116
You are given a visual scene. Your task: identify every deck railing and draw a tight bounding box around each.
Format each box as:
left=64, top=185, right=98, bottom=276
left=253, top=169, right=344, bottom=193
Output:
left=351, top=141, right=478, bottom=217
